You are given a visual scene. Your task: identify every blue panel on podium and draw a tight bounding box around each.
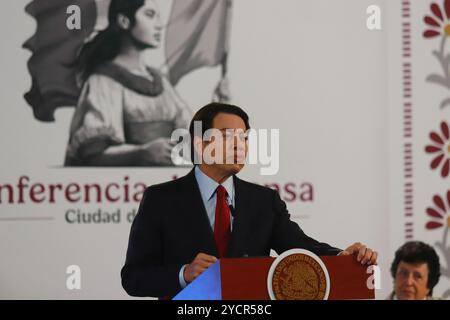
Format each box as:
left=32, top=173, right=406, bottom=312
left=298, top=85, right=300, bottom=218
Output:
left=173, top=261, right=222, bottom=300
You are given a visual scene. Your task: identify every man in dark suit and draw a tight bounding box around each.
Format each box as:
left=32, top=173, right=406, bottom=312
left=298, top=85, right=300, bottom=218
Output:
left=121, top=103, right=378, bottom=298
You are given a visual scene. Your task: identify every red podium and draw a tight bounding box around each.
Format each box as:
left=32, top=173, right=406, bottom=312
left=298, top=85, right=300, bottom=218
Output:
left=174, top=254, right=375, bottom=300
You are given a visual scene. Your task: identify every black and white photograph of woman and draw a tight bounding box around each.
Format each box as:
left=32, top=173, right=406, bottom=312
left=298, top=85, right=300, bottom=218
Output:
left=24, top=0, right=233, bottom=167
left=65, top=0, right=192, bottom=166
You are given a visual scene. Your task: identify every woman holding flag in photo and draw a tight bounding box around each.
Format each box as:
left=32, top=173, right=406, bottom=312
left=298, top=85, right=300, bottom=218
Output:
left=24, top=0, right=232, bottom=166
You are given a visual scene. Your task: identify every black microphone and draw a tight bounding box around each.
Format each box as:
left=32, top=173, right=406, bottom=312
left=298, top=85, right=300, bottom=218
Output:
left=228, top=204, right=236, bottom=218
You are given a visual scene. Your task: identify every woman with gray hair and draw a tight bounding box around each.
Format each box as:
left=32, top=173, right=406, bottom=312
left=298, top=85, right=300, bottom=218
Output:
left=388, top=241, right=441, bottom=300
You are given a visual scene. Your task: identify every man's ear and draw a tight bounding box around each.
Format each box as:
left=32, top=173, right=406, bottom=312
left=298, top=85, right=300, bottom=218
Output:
left=117, top=14, right=131, bottom=30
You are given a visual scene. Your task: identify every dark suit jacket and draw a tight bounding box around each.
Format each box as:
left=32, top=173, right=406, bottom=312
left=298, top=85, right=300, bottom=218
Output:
left=121, top=169, right=341, bottom=298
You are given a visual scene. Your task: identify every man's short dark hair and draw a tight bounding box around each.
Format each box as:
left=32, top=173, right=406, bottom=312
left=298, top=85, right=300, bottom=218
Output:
left=189, top=103, right=251, bottom=163
left=390, top=241, right=441, bottom=295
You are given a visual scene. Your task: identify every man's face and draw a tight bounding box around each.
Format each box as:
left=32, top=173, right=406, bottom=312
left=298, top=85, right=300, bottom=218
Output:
left=200, top=113, right=248, bottom=175
left=394, top=261, right=430, bottom=300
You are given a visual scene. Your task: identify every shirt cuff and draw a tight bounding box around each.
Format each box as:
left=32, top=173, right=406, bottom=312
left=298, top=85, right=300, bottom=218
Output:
left=179, top=264, right=188, bottom=289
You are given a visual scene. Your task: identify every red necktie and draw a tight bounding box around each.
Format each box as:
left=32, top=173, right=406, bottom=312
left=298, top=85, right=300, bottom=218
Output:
left=214, top=185, right=231, bottom=258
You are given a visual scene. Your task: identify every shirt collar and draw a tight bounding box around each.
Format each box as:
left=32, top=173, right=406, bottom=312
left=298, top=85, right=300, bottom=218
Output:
left=194, top=166, right=234, bottom=204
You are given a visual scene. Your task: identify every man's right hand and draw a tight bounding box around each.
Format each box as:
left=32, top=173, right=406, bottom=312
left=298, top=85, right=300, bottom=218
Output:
left=183, top=253, right=218, bottom=284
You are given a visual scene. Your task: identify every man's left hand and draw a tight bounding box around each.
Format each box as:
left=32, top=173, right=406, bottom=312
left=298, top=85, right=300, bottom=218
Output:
left=340, top=242, right=378, bottom=265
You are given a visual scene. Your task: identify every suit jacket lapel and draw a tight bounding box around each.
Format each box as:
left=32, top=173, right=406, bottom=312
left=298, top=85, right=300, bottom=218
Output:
left=227, top=175, right=253, bottom=258
left=181, top=170, right=253, bottom=259
left=181, top=169, right=218, bottom=257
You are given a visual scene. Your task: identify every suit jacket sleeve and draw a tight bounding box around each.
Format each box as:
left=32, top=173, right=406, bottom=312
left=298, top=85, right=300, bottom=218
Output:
left=121, top=186, right=182, bottom=298
left=269, top=189, right=342, bottom=256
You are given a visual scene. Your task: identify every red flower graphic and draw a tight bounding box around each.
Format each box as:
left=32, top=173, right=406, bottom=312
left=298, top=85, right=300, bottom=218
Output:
left=425, top=122, right=450, bottom=178
left=426, top=191, right=450, bottom=230
left=424, top=0, right=450, bottom=38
